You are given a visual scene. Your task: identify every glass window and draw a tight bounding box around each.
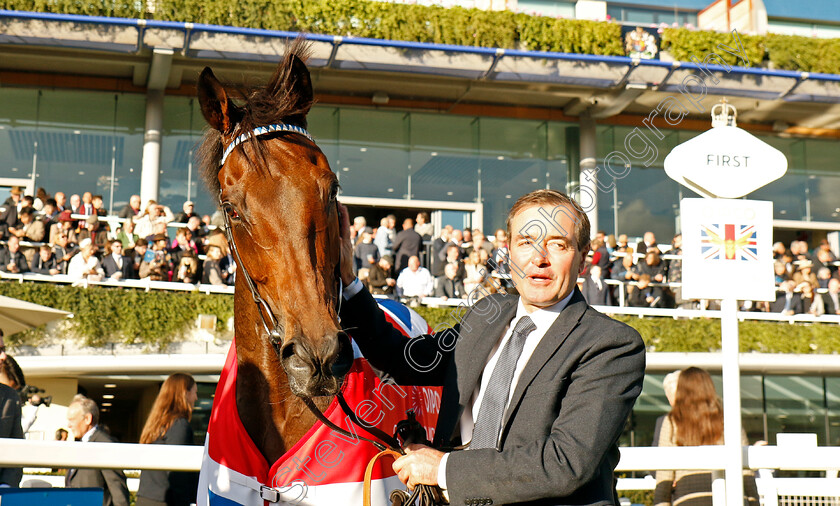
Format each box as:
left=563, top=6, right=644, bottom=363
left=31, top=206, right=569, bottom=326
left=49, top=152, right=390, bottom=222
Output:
left=160, top=96, right=210, bottom=217
left=0, top=88, right=40, bottom=181
left=409, top=113, right=477, bottom=204
left=764, top=375, right=826, bottom=445
left=827, top=377, right=840, bottom=446
left=111, top=94, right=145, bottom=215
left=336, top=108, right=408, bottom=200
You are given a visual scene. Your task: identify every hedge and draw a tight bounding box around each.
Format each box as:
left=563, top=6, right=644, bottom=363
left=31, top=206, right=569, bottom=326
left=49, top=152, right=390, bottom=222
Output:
left=3, top=0, right=839, bottom=73
left=5, top=281, right=840, bottom=353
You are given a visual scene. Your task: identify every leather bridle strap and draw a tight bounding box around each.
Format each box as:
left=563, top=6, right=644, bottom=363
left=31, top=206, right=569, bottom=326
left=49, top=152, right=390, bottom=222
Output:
left=301, top=396, right=394, bottom=453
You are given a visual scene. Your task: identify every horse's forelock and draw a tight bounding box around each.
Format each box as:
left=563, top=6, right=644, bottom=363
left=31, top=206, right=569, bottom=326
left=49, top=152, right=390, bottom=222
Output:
left=197, top=36, right=314, bottom=197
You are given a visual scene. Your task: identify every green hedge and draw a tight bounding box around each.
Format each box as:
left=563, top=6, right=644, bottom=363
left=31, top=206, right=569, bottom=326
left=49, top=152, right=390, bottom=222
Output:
left=5, top=281, right=840, bottom=353
left=6, top=0, right=839, bottom=73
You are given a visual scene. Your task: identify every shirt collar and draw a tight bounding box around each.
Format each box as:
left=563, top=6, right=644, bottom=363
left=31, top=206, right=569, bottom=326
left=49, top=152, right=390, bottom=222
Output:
left=81, top=425, right=98, bottom=442
left=513, top=290, right=575, bottom=335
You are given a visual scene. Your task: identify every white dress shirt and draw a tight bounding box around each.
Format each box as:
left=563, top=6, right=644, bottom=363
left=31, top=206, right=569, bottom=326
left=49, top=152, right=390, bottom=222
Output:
left=396, top=267, right=434, bottom=298
left=81, top=425, right=98, bottom=442
left=438, top=291, right=574, bottom=490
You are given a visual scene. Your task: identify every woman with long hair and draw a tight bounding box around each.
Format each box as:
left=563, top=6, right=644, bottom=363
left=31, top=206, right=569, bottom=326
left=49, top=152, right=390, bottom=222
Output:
left=136, top=373, right=199, bottom=506
left=654, top=367, right=758, bottom=506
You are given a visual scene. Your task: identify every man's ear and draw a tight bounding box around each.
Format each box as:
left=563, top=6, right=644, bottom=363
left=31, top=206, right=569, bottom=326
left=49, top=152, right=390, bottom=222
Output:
left=578, top=244, right=591, bottom=275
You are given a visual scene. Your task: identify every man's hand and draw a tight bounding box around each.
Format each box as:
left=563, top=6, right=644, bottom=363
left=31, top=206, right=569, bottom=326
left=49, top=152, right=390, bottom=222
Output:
left=392, top=444, right=445, bottom=491
left=337, top=203, right=356, bottom=286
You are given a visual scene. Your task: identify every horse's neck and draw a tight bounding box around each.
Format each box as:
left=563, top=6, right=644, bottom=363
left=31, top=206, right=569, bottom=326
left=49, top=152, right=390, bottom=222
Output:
left=233, top=295, right=330, bottom=464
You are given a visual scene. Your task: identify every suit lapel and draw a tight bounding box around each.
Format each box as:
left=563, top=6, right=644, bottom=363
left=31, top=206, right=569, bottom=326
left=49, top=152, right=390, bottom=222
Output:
left=456, top=294, right=518, bottom=406
left=501, top=288, right=588, bottom=430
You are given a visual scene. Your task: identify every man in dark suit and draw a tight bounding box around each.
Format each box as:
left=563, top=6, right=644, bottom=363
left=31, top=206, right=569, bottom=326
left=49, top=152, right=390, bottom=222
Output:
left=338, top=189, right=646, bottom=505
left=822, top=278, right=840, bottom=315
left=581, top=264, right=612, bottom=306
left=0, top=380, right=23, bottom=487
left=434, top=262, right=467, bottom=299
left=65, top=394, right=130, bottom=506
left=0, top=236, right=30, bottom=274
left=101, top=240, right=135, bottom=280
left=769, top=280, right=804, bottom=315
left=430, top=226, right=452, bottom=280
left=393, top=218, right=424, bottom=274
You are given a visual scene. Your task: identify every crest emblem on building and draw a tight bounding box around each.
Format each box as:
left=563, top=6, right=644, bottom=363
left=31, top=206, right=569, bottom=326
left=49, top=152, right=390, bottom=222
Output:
left=625, top=27, right=658, bottom=59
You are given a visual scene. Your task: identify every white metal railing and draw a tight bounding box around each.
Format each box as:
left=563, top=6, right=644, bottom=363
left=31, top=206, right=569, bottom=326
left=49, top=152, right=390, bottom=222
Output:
left=2, top=440, right=839, bottom=485
left=0, top=271, right=234, bottom=295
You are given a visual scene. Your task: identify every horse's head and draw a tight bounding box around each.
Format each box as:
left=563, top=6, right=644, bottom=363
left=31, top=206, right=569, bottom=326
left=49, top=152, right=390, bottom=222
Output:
left=197, top=40, right=353, bottom=398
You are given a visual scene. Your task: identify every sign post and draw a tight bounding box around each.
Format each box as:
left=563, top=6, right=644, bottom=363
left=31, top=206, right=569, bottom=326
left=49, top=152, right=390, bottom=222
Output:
left=665, top=101, right=785, bottom=506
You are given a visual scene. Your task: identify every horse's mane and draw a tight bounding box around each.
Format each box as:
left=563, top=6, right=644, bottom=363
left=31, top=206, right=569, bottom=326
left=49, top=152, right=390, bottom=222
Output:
left=197, top=37, right=314, bottom=195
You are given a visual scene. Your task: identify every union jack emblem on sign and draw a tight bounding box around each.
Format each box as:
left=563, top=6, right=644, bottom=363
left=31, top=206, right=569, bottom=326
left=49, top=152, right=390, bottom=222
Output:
left=700, top=223, right=758, bottom=261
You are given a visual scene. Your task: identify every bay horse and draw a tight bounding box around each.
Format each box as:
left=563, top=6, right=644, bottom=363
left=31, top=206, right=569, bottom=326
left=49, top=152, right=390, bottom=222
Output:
left=197, top=38, right=352, bottom=463
left=195, top=39, right=442, bottom=506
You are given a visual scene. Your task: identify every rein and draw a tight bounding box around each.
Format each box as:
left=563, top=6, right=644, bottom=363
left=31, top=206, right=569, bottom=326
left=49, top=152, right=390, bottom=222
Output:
left=219, top=122, right=441, bottom=506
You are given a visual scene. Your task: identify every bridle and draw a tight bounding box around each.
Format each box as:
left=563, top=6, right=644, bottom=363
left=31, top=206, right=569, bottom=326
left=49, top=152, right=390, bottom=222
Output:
left=217, top=122, right=342, bottom=353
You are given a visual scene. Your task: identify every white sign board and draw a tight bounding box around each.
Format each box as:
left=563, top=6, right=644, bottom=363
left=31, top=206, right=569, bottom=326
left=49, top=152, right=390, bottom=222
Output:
left=681, top=198, right=775, bottom=301
left=664, top=126, right=787, bottom=199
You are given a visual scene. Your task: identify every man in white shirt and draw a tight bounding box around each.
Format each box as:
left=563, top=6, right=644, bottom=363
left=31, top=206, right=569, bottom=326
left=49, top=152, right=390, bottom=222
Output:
left=337, top=189, right=645, bottom=506
left=67, top=238, right=104, bottom=281
left=396, top=255, right=433, bottom=299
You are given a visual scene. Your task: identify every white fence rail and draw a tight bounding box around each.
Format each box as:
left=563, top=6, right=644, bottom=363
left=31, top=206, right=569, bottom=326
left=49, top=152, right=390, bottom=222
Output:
left=3, top=439, right=840, bottom=505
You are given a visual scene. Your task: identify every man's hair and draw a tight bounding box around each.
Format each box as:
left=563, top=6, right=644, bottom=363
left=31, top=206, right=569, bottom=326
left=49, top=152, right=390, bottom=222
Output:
left=505, top=189, right=590, bottom=251
left=19, top=206, right=34, bottom=216
left=93, top=195, right=103, bottom=201
left=70, top=394, right=100, bottom=425
left=136, top=238, right=149, bottom=247
left=638, top=273, right=652, bottom=283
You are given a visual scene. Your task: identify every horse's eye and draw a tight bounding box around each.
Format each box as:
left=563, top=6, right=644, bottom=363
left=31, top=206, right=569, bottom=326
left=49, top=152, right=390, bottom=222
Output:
left=224, top=204, right=241, bottom=222
left=329, top=183, right=339, bottom=202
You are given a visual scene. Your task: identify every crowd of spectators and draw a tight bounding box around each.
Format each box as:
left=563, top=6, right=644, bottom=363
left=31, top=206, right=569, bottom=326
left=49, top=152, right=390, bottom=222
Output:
left=0, top=187, right=235, bottom=287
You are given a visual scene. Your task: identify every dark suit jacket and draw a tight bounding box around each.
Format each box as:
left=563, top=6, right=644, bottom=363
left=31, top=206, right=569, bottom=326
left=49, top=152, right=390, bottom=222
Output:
left=65, top=428, right=130, bottom=506
left=581, top=276, right=612, bottom=306
left=102, top=254, right=136, bottom=280
left=769, top=292, right=804, bottom=314
left=823, top=292, right=840, bottom=315
left=0, top=248, right=30, bottom=273
left=341, top=287, right=646, bottom=506
left=0, top=384, right=23, bottom=487
left=435, top=277, right=466, bottom=299
left=393, top=229, right=424, bottom=273
left=431, top=238, right=448, bottom=277
left=30, top=254, right=58, bottom=275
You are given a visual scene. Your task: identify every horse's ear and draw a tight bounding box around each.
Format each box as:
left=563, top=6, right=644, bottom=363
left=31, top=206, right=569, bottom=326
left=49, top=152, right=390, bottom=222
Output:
left=287, top=54, right=314, bottom=117
left=197, top=67, right=240, bottom=134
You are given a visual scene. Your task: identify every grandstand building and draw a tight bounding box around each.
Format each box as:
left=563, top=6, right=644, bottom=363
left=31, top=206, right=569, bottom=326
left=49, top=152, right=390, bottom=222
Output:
left=2, top=0, right=840, bottom=449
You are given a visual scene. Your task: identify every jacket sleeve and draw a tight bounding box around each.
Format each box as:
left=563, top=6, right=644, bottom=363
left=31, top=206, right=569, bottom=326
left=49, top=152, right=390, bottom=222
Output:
left=102, top=467, right=131, bottom=506
left=0, top=388, right=24, bottom=487
left=443, top=320, right=646, bottom=506
left=339, top=285, right=455, bottom=386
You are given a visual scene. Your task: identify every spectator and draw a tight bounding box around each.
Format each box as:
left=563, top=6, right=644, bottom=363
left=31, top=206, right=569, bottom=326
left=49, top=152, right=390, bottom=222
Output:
left=173, top=201, right=198, bottom=224
left=491, top=228, right=510, bottom=275
left=414, top=212, right=433, bottom=240
left=435, top=262, right=466, bottom=300
left=102, top=240, right=135, bottom=280
left=393, top=218, right=423, bottom=274
left=140, top=234, right=172, bottom=281
left=186, top=216, right=207, bottom=243
left=773, top=261, right=789, bottom=284
left=118, top=196, right=141, bottom=220
left=654, top=367, right=759, bottom=506
left=628, top=274, right=664, bottom=308
left=0, top=236, right=30, bottom=273
left=79, top=215, right=110, bottom=252
left=367, top=255, right=396, bottom=296
left=175, top=251, right=200, bottom=284
left=65, top=394, right=130, bottom=506
left=465, top=230, right=493, bottom=258
left=652, top=370, right=680, bottom=447
left=817, top=278, right=840, bottom=315
left=588, top=237, right=611, bottom=276
left=442, top=244, right=466, bottom=282
left=799, top=282, right=817, bottom=315
left=462, top=250, right=486, bottom=296
left=32, top=188, right=47, bottom=211
left=772, top=241, right=786, bottom=261
left=637, top=231, right=657, bottom=255
left=10, top=207, right=46, bottom=250
left=430, top=226, right=452, bottom=280
left=792, top=260, right=818, bottom=287
left=462, top=228, right=472, bottom=246
left=373, top=216, right=394, bottom=258
left=667, top=234, right=684, bottom=307
left=76, top=191, right=94, bottom=217
left=0, top=186, right=22, bottom=240
left=132, top=238, right=149, bottom=274
left=169, top=228, right=198, bottom=266
left=769, top=280, right=803, bottom=315
left=56, top=428, right=69, bottom=441
left=67, top=238, right=104, bottom=281
left=350, top=216, right=367, bottom=246
left=135, top=201, right=174, bottom=240
left=69, top=194, right=81, bottom=215
left=638, top=249, right=666, bottom=283
left=53, top=233, right=76, bottom=274
left=30, top=245, right=59, bottom=275
left=814, top=239, right=837, bottom=272
left=201, top=246, right=227, bottom=285
left=605, top=234, right=617, bottom=255
left=817, top=267, right=832, bottom=289
left=117, top=219, right=139, bottom=253
left=582, top=264, right=612, bottom=306
left=92, top=195, right=108, bottom=217
left=137, top=373, right=199, bottom=506
left=54, top=192, right=67, bottom=213
left=396, top=255, right=433, bottom=301
left=49, top=210, right=79, bottom=246
left=41, top=198, right=58, bottom=226
left=0, top=359, right=22, bottom=487
left=352, top=227, right=379, bottom=274
left=448, top=228, right=465, bottom=259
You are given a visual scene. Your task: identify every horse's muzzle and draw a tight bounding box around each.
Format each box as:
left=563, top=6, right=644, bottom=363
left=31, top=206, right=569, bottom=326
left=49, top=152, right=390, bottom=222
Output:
left=281, top=331, right=353, bottom=398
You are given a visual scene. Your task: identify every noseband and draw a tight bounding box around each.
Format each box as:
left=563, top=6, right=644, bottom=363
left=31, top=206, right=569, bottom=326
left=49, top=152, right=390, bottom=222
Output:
left=218, top=123, right=342, bottom=352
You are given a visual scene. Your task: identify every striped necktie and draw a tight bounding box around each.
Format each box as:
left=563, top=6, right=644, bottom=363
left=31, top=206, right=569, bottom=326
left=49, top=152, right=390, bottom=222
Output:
left=470, top=315, right=537, bottom=449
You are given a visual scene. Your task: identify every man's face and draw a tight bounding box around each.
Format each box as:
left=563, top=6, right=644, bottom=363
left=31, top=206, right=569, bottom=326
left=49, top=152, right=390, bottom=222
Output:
left=508, top=204, right=587, bottom=312
left=92, top=198, right=102, bottom=209
left=40, top=248, right=51, bottom=261
left=8, top=237, right=19, bottom=253
left=644, top=232, right=655, bottom=245
left=830, top=279, right=840, bottom=294
left=130, top=195, right=141, bottom=209
left=445, top=263, right=457, bottom=280
left=70, top=195, right=81, bottom=209
left=136, top=244, right=147, bottom=256
left=673, top=235, right=682, bottom=248
left=66, top=406, right=92, bottom=440
left=446, top=247, right=459, bottom=262
left=82, top=192, right=92, bottom=204
left=409, top=257, right=420, bottom=271
left=58, top=234, right=68, bottom=246
left=55, top=193, right=66, bottom=206
left=388, top=217, right=396, bottom=229
left=111, top=243, right=122, bottom=255
left=618, top=234, right=628, bottom=246
left=19, top=213, right=31, bottom=224
left=495, top=230, right=507, bottom=243
left=452, top=230, right=463, bottom=243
